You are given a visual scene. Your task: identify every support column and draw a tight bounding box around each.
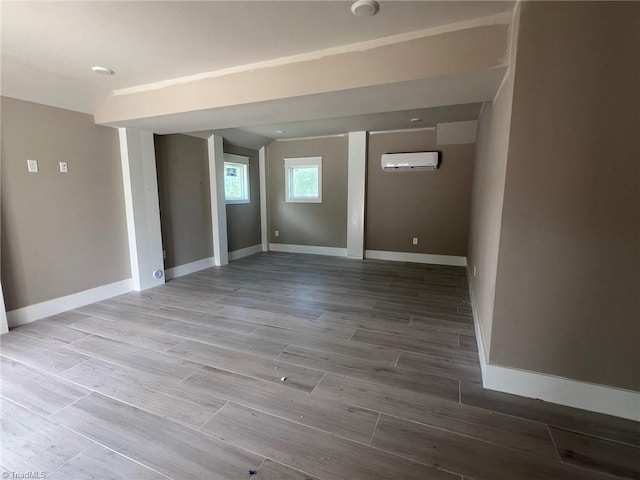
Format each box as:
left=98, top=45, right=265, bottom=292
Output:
left=347, top=131, right=367, bottom=259
left=0, top=282, right=8, bottom=334
left=119, top=128, right=165, bottom=290
left=259, top=146, right=269, bottom=252
left=208, top=134, right=228, bottom=266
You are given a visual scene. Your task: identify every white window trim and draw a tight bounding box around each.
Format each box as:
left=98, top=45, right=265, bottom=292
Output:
left=284, top=156, right=323, bottom=204
left=224, top=154, right=250, bottom=204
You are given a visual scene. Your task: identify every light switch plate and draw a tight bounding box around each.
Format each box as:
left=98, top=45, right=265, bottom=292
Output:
left=59, top=162, right=69, bottom=173
left=27, top=159, right=39, bottom=173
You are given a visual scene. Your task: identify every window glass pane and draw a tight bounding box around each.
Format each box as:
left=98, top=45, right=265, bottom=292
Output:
left=291, top=166, right=319, bottom=198
left=224, top=163, right=247, bottom=201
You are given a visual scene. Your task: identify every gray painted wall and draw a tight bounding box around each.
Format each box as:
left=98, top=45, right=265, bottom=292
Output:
left=1, top=97, right=130, bottom=310
left=366, top=129, right=474, bottom=256
left=466, top=99, right=512, bottom=359
left=469, top=2, right=639, bottom=391
left=224, top=142, right=262, bottom=252
left=155, top=134, right=213, bottom=269
left=466, top=6, right=519, bottom=358
left=267, top=136, right=348, bottom=248
left=155, top=136, right=262, bottom=267
left=490, top=1, right=640, bottom=391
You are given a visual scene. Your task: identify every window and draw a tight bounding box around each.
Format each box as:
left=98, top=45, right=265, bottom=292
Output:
left=284, top=156, right=322, bottom=203
left=224, top=154, right=250, bottom=204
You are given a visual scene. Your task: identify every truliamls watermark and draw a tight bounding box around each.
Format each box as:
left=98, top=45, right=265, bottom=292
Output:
left=2, top=472, right=47, bottom=479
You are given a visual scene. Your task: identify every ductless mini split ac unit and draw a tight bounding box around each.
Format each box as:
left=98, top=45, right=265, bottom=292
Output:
left=381, top=152, right=439, bottom=171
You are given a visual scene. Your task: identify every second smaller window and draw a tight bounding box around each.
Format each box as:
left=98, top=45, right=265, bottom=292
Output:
left=284, top=156, right=323, bottom=203
left=224, top=154, right=250, bottom=204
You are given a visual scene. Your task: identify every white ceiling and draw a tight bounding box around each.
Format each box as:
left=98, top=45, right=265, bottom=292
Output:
left=1, top=1, right=513, bottom=115
left=188, top=103, right=484, bottom=150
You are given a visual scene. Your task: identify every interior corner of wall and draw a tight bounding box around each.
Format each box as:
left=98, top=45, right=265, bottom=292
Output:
left=507, top=1, right=522, bottom=74
left=483, top=315, right=492, bottom=362
left=477, top=101, right=487, bottom=120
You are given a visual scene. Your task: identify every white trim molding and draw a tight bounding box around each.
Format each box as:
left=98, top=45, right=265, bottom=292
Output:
left=347, top=132, right=367, bottom=259
left=269, top=243, right=347, bottom=257
left=229, top=244, right=263, bottom=262
left=484, top=361, right=640, bottom=422
left=0, top=282, right=8, bottom=334
left=467, top=270, right=640, bottom=421
left=165, top=257, right=215, bottom=280
left=468, top=276, right=490, bottom=384
left=6, top=279, right=133, bottom=328
left=208, top=134, right=229, bottom=266
left=118, top=128, right=165, bottom=291
left=365, top=250, right=467, bottom=267
left=259, top=146, right=269, bottom=252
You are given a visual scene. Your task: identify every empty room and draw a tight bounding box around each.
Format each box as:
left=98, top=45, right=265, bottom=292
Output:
left=1, top=1, right=638, bottom=479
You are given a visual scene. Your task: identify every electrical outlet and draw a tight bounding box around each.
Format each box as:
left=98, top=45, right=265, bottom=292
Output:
left=59, top=162, right=69, bottom=173
left=473, top=265, right=477, bottom=276
left=412, top=237, right=418, bottom=245
left=275, top=230, right=279, bottom=237
left=163, top=250, right=167, bottom=259
left=27, top=159, right=39, bottom=173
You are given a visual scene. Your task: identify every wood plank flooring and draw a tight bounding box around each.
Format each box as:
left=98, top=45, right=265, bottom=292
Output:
left=1, top=252, right=638, bottom=479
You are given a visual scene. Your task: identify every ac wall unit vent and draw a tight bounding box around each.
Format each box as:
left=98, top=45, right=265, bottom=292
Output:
left=381, top=152, right=439, bottom=171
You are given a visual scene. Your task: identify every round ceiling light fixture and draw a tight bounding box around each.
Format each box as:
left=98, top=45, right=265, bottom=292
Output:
left=351, top=0, right=380, bottom=17
left=91, top=66, right=115, bottom=75
left=275, top=130, right=287, bottom=134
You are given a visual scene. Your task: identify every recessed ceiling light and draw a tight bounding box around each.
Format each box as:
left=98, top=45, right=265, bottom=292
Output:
left=351, top=0, right=380, bottom=17
left=276, top=130, right=287, bottom=134
left=91, top=66, right=115, bottom=75
left=410, top=117, right=422, bottom=123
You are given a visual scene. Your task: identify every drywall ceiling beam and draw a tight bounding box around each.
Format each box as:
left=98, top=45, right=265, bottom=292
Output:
left=95, top=23, right=509, bottom=127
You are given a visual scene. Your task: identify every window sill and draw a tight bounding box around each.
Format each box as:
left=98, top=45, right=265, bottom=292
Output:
left=285, top=198, right=322, bottom=204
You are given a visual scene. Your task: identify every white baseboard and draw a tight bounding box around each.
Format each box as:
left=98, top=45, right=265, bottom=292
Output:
left=165, top=256, right=215, bottom=280
left=6, top=279, right=133, bottom=329
left=466, top=269, right=640, bottom=421
left=365, top=250, right=467, bottom=267
left=269, top=243, right=347, bottom=257
left=484, top=361, right=640, bottom=422
left=229, top=244, right=263, bottom=261
left=266, top=246, right=467, bottom=265
left=0, top=282, right=8, bottom=334
left=467, top=269, right=490, bottom=383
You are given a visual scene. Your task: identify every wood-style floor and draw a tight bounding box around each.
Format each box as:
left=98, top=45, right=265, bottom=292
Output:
left=1, top=252, right=638, bottom=480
